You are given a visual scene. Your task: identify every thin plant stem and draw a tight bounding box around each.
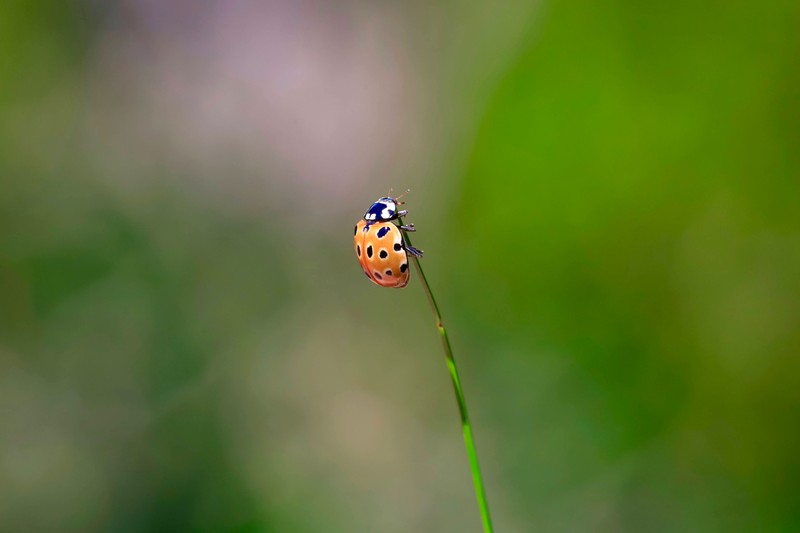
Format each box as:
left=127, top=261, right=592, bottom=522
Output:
left=399, top=220, right=494, bottom=533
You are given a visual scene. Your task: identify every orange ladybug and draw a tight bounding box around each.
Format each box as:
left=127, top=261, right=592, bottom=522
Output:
left=354, top=199, right=422, bottom=288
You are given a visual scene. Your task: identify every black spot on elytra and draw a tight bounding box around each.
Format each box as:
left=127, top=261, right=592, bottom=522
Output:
left=400, top=263, right=408, bottom=273
left=393, top=243, right=402, bottom=251
left=354, top=225, right=358, bottom=236
left=379, top=250, right=388, bottom=259
left=357, top=245, right=361, bottom=256
left=373, top=272, right=383, bottom=280
left=367, top=245, right=373, bottom=258
left=377, top=226, right=390, bottom=238
left=385, top=270, right=393, bottom=276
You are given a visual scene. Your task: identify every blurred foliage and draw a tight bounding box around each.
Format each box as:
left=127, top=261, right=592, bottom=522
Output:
left=1, top=0, right=799, bottom=532
left=451, top=0, right=800, bottom=530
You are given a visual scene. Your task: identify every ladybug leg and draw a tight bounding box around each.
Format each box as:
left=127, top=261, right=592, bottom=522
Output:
left=399, top=223, right=416, bottom=232
left=404, top=243, right=424, bottom=258
left=395, top=209, right=409, bottom=219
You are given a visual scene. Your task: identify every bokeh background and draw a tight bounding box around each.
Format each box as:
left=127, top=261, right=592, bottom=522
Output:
left=1, top=1, right=799, bottom=531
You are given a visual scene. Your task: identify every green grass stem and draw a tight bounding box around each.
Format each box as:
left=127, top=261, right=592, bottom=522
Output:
left=399, top=220, right=494, bottom=533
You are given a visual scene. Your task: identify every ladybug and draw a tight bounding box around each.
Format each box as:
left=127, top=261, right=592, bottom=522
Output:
left=354, top=196, right=422, bottom=288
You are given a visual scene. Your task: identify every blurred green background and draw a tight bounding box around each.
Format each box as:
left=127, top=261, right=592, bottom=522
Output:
left=1, top=1, right=798, bottom=531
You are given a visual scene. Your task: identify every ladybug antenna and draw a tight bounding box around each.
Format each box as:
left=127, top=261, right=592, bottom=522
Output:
left=394, top=188, right=411, bottom=205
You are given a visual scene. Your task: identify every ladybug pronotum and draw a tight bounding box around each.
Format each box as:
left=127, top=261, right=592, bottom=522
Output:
left=363, top=196, right=407, bottom=224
